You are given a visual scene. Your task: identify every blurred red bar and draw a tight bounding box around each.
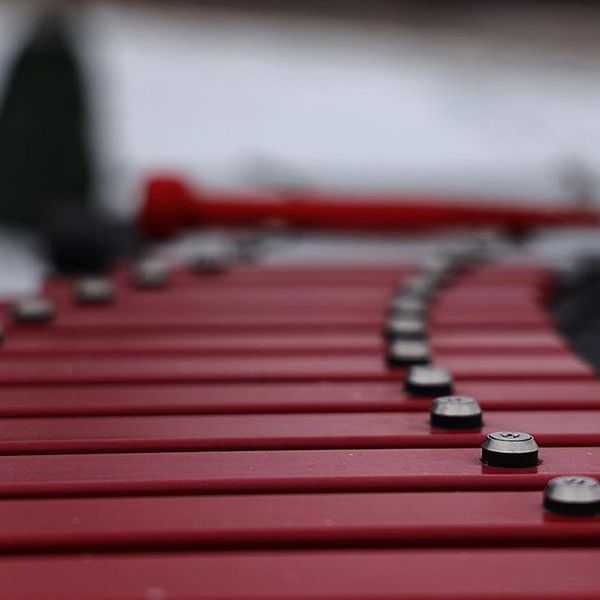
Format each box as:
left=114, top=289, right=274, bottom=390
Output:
left=2, top=447, right=600, bottom=498
left=1, top=313, right=555, bottom=334
left=1, top=410, right=599, bottom=454
left=72, top=265, right=418, bottom=289
left=32, top=290, right=548, bottom=316
left=0, top=491, right=598, bottom=552
left=0, top=330, right=568, bottom=357
left=0, top=354, right=592, bottom=385
left=3, top=549, right=600, bottom=600
left=0, top=380, right=598, bottom=417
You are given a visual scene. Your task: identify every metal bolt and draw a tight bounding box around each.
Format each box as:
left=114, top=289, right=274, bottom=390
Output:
left=481, top=431, right=539, bottom=468
left=397, top=275, right=436, bottom=300
left=12, top=298, right=56, bottom=323
left=73, top=277, right=114, bottom=304
left=430, top=395, right=482, bottom=428
left=133, top=260, right=170, bottom=289
left=388, top=296, right=428, bottom=317
left=420, top=268, right=449, bottom=288
left=404, top=365, right=454, bottom=397
left=386, top=340, right=430, bottom=367
left=543, top=476, right=600, bottom=516
left=422, top=256, right=455, bottom=278
left=384, top=317, right=427, bottom=340
left=387, top=340, right=430, bottom=367
left=190, top=253, right=230, bottom=274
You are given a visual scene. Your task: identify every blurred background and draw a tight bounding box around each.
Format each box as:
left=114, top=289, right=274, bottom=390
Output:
left=2, top=1, right=600, bottom=217
left=2, top=0, right=600, bottom=291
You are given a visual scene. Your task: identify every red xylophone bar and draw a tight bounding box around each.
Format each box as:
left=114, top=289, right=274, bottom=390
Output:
left=3, top=254, right=600, bottom=600
left=0, top=330, right=569, bottom=357
left=2, top=447, right=600, bottom=498
left=0, top=353, right=592, bottom=385
left=2, top=549, right=600, bottom=600
left=1, top=491, right=599, bottom=552
left=0, top=380, right=599, bottom=418
left=1, top=410, right=600, bottom=454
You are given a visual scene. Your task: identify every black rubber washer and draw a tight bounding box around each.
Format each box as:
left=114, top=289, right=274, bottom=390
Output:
left=543, top=498, right=600, bottom=516
left=430, top=413, right=482, bottom=429
left=404, top=380, right=454, bottom=397
left=481, top=448, right=539, bottom=468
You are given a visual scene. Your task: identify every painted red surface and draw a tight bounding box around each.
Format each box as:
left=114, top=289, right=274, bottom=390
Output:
left=2, top=447, right=600, bottom=498
left=1, top=491, right=598, bottom=552
left=1, top=260, right=599, bottom=599
left=0, top=410, right=599, bottom=454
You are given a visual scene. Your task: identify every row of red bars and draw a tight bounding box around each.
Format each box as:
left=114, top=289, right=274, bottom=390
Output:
left=1, top=258, right=600, bottom=599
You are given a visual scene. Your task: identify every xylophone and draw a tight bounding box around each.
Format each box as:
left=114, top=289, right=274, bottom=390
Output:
left=1, top=230, right=600, bottom=599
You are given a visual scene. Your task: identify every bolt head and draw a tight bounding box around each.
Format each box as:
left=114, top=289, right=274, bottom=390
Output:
left=73, top=277, right=114, bottom=304
left=12, top=298, right=56, bottom=323
left=384, top=317, right=427, bottom=340
left=404, top=365, right=453, bottom=397
left=133, top=260, right=170, bottom=289
left=430, top=395, right=482, bottom=428
left=387, top=340, right=430, bottom=367
left=422, top=256, right=456, bottom=277
left=189, top=253, right=230, bottom=274
left=398, top=275, right=436, bottom=299
left=544, top=476, right=600, bottom=516
left=481, top=431, right=539, bottom=468
left=388, top=296, right=428, bottom=317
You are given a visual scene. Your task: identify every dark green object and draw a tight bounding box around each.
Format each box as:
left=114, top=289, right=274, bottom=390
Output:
left=0, top=11, right=93, bottom=226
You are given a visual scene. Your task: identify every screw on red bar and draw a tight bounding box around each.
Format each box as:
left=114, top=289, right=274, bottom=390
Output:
left=139, top=173, right=600, bottom=238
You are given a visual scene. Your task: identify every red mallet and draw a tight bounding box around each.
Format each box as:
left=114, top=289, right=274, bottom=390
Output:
left=139, top=173, right=600, bottom=238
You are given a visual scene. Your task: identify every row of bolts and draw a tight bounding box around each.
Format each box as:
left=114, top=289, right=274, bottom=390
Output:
left=382, top=246, right=600, bottom=516
left=2, top=248, right=600, bottom=515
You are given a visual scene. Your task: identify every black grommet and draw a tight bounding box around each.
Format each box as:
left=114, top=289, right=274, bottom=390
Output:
left=543, top=476, right=600, bottom=516
left=404, top=365, right=454, bottom=397
left=384, top=317, right=427, bottom=340
left=190, top=254, right=230, bottom=274
left=388, top=296, right=428, bottom=317
left=430, top=396, right=482, bottom=428
left=481, top=431, right=539, bottom=468
left=397, top=275, right=436, bottom=299
left=12, top=298, right=56, bottom=323
left=73, top=277, right=114, bottom=304
left=422, top=256, right=455, bottom=280
left=387, top=340, right=430, bottom=367
left=133, top=260, right=170, bottom=289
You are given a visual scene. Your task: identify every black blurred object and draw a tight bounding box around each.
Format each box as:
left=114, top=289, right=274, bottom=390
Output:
left=45, top=208, right=116, bottom=274
left=553, top=257, right=600, bottom=373
left=0, top=10, right=93, bottom=226
left=44, top=207, right=141, bottom=274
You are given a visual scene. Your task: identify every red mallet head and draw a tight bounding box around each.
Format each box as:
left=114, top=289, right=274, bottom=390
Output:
left=140, top=174, right=196, bottom=238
